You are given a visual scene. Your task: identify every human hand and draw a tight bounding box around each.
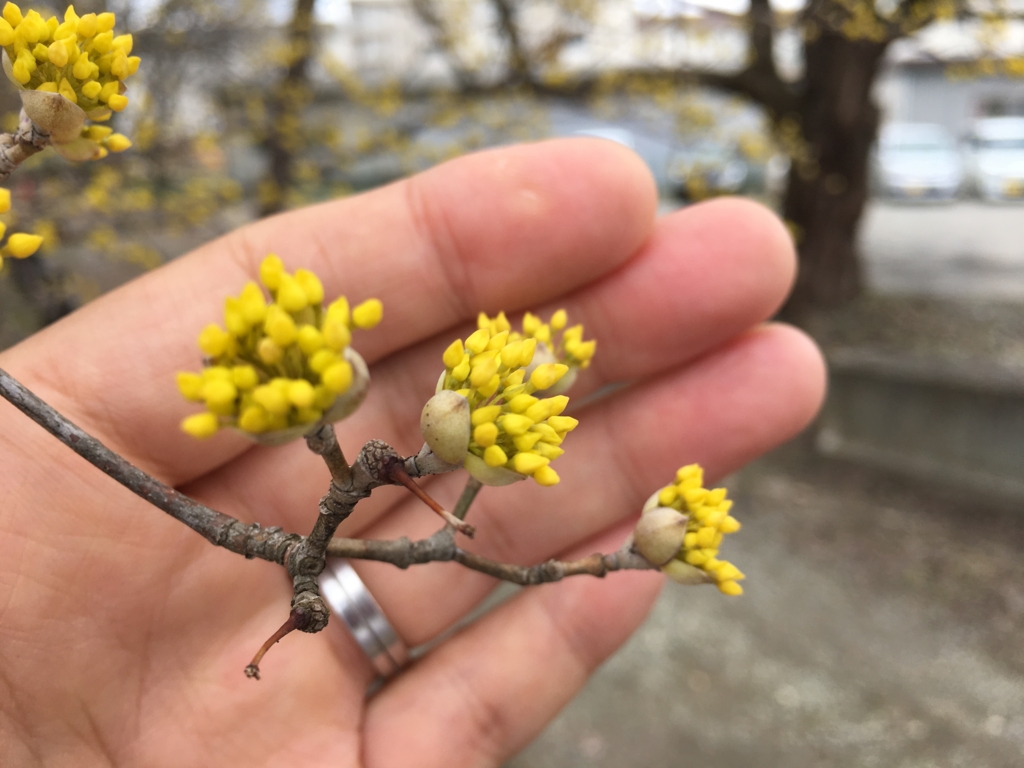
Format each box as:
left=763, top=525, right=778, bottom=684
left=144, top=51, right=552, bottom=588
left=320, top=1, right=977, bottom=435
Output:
left=0, top=139, right=825, bottom=767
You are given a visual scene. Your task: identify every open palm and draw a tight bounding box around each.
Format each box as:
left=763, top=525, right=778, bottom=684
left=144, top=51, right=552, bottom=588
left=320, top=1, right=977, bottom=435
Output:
left=0, top=139, right=825, bottom=767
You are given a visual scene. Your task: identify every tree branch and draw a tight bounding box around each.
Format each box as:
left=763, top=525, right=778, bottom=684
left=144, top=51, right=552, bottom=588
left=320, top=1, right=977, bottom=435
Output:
left=0, top=366, right=301, bottom=564
left=326, top=529, right=656, bottom=583
left=0, top=109, right=52, bottom=182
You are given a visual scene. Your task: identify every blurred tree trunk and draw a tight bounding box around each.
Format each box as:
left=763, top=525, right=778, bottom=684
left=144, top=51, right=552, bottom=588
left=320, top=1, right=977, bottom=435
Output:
left=779, top=30, right=889, bottom=323
left=7, top=257, right=79, bottom=327
left=259, top=0, right=316, bottom=217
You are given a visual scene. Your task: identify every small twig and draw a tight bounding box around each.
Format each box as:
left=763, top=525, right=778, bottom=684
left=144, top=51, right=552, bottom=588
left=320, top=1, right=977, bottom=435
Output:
left=0, top=109, right=50, bottom=182
left=386, top=461, right=476, bottom=537
left=244, top=608, right=310, bottom=680
left=452, top=476, right=483, bottom=521
left=305, top=422, right=351, bottom=486
left=326, top=529, right=657, bottom=583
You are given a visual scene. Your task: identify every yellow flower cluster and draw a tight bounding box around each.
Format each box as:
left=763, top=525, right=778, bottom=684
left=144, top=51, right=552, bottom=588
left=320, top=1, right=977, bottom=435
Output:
left=177, top=255, right=382, bottom=440
left=0, top=3, right=138, bottom=113
left=0, top=186, right=43, bottom=272
left=439, top=322, right=579, bottom=486
left=656, top=464, right=745, bottom=595
left=478, top=308, right=596, bottom=370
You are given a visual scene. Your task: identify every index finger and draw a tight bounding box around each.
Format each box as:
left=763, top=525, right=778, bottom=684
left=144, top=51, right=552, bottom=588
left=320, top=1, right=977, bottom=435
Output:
left=0, top=139, right=657, bottom=484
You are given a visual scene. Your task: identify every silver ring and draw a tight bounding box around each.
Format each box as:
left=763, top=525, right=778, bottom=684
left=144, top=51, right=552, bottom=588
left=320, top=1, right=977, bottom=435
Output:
left=319, top=559, right=409, bottom=678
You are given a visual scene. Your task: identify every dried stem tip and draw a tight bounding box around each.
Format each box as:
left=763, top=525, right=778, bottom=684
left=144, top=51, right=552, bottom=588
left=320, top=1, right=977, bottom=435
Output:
left=244, top=608, right=307, bottom=680
left=387, top=461, right=476, bottom=537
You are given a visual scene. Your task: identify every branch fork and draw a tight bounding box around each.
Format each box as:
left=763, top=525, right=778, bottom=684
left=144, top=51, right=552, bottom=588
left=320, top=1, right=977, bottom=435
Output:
left=0, top=366, right=657, bottom=679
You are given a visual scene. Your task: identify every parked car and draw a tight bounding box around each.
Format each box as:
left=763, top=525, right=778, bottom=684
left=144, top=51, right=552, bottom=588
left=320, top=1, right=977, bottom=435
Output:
left=665, top=140, right=749, bottom=201
left=874, top=122, right=963, bottom=201
left=965, top=117, right=1024, bottom=202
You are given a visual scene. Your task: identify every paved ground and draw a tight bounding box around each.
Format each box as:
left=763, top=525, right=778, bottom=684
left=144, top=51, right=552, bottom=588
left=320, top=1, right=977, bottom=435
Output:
left=507, top=447, right=1024, bottom=768
left=860, top=201, right=1024, bottom=299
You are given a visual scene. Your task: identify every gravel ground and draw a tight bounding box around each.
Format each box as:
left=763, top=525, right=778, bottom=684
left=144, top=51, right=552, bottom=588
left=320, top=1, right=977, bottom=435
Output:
left=509, top=447, right=1024, bottom=767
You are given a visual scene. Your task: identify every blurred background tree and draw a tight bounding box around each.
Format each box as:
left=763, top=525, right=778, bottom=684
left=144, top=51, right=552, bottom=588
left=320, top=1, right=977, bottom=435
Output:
left=1, top=0, right=1022, bottom=332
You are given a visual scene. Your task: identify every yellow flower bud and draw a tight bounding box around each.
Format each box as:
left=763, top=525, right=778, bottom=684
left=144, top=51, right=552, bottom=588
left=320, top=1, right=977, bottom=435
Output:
left=276, top=274, right=307, bottom=312
left=297, top=324, right=324, bottom=355
left=176, top=372, right=204, bottom=401
left=265, top=309, right=297, bottom=347
left=91, top=30, right=112, bottom=53
left=717, top=580, right=743, bottom=596
left=231, top=365, right=259, bottom=391
left=181, top=412, right=219, bottom=439
left=483, top=445, right=508, bottom=467
left=238, top=405, right=270, bottom=434
left=512, top=432, right=542, bottom=452
left=546, top=415, right=578, bottom=433
left=450, top=358, right=470, bottom=382
left=110, top=51, right=129, bottom=79
left=529, top=363, right=568, bottom=391
left=0, top=188, right=10, bottom=214
left=294, top=268, right=324, bottom=305
left=469, top=357, right=497, bottom=388
left=96, top=12, right=115, bottom=32
left=11, top=58, right=31, bottom=84
left=223, top=297, right=248, bottom=337
left=72, top=51, right=92, bottom=80
left=352, top=298, right=383, bottom=329
left=288, top=379, right=315, bottom=409
left=0, top=17, right=13, bottom=45
left=719, top=516, right=742, bottom=534
left=79, top=80, right=101, bottom=99
left=309, top=348, right=337, bottom=374
left=326, top=296, right=349, bottom=325
left=3, top=3, right=23, bottom=27
left=713, top=562, right=745, bottom=582
left=443, top=339, right=465, bottom=369
left=473, top=422, right=498, bottom=447
left=252, top=384, right=289, bottom=416
left=534, top=442, right=564, bottom=460
left=321, top=360, right=353, bottom=394
left=533, top=465, right=560, bottom=486
left=257, top=338, right=283, bottom=365
left=259, top=254, right=284, bottom=290
left=106, top=93, right=128, bottom=111
left=500, top=413, right=533, bottom=436
left=322, top=318, right=351, bottom=351
left=47, top=39, right=68, bottom=66
left=106, top=133, right=131, bottom=152
left=112, top=33, right=132, bottom=54
left=465, top=328, right=490, bottom=354
left=470, top=406, right=501, bottom=426
left=202, top=379, right=237, bottom=415
left=76, top=12, right=97, bottom=37
left=6, top=233, right=44, bottom=259
left=512, top=451, right=549, bottom=475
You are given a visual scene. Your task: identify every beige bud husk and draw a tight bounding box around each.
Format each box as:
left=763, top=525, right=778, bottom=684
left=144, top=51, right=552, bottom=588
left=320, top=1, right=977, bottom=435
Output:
left=662, top=559, right=713, bottom=585
left=420, top=390, right=471, bottom=464
left=633, top=506, right=689, bottom=566
left=52, top=136, right=105, bottom=162
left=19, top=90, right=87, bottom=144
left=642, top=489, right=662, bottom=513
left=463, top=453, right=526, bottom=486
